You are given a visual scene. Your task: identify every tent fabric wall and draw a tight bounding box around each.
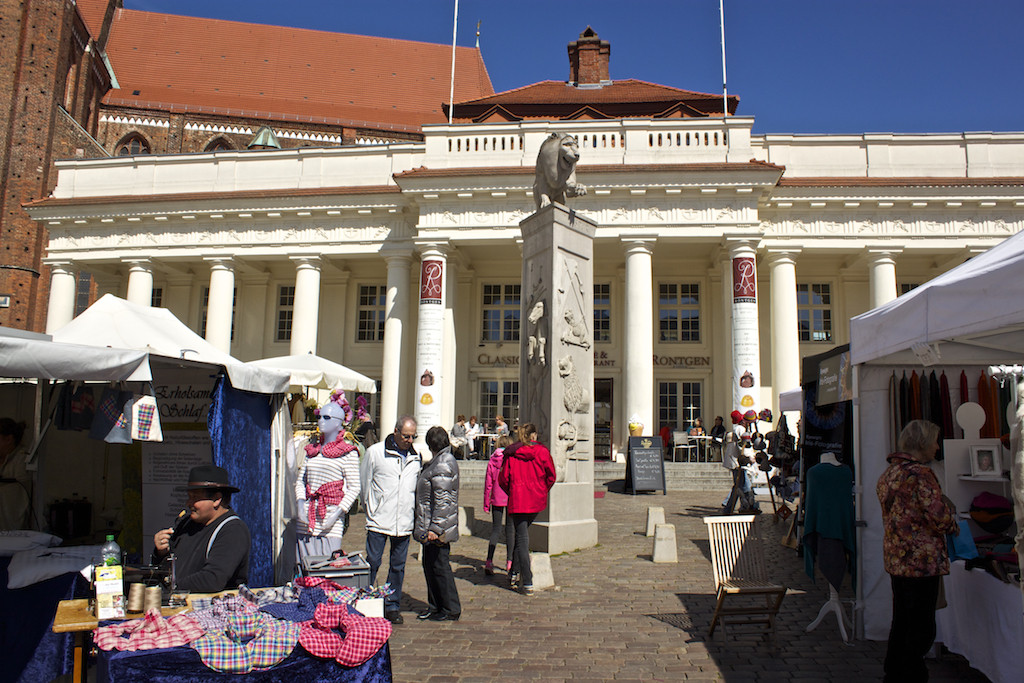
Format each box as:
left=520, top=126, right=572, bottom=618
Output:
left=208, top=378, right=275, bottom=588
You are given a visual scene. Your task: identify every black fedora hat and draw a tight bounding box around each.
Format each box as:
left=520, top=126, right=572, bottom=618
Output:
left=181, top=464, right=240, bottom=493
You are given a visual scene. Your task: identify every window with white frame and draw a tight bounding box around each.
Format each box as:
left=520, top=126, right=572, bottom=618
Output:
left=594, top=283, right=611, bottom=343
left=478, top=380, right=519, bottom=428
left=201, top=286, right=236, bottom=341
left=357, top=284, right=386, bottom=342
left=658, top=380, right=704, bottom=432
left=275, top=285, right=295, bottom=342
left=797, top=283, right=832, bottom=342
left=658, top=283, right=700, bottom=343
left=74, top=272, right=92, bottom=316
left=481, top=283, right=520, bottom=342
left=151, top=288, right=163, bottom=308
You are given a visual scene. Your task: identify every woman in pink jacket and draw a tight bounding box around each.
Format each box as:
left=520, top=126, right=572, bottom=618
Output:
left=498, top=423, right=556, bottom=595
left=483, top=434, right=514, bottom=576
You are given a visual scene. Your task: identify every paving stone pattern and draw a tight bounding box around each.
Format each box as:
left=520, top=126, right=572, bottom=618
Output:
left=344, top=482, right=990, bottom=682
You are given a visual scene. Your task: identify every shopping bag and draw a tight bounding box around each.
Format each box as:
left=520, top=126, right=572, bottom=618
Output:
left=946, top=519, right=979, bottom=560
left=130, top=393, right=163, bottom=442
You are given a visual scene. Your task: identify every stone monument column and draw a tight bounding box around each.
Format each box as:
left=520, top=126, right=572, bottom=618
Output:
left=519, top=204, right=599, bottom=554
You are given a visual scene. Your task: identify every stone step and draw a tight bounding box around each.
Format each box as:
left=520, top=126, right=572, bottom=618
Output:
left=454, top=460, right=735, bottom=491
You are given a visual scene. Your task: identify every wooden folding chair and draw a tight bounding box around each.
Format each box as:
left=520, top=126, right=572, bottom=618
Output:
left=703, top=514, right=786, bottom=639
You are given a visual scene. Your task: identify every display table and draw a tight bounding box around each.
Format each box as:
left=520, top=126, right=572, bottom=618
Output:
left=97, top=641, right=391, bottom=683
left=935, top=560, right=1024, bottom=683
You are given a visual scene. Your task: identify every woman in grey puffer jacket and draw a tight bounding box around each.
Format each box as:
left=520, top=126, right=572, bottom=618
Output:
left=414, top=426, right=461, bottom=621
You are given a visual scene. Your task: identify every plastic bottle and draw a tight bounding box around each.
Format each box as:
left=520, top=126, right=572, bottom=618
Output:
left=101, top=533, right=121, bottom=566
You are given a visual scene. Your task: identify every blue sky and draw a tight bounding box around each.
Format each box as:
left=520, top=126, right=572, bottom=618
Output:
left=128, top=1, right=1023, bottom=135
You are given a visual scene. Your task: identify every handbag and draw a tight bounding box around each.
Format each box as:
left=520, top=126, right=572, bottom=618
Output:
left=130, top=391, right=163, bottom=442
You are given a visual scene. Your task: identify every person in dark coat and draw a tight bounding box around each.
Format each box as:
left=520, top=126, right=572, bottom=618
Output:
left=414, top=426, right=461, bottom=621
left=498, top=422, right=555, bottom=595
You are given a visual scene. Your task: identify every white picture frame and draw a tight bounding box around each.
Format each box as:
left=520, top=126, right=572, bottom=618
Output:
left=969, top=445, right=1000, bottom=477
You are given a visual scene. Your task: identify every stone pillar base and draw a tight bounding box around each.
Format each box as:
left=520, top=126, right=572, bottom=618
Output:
left=532, top=482, right=598, bottom=554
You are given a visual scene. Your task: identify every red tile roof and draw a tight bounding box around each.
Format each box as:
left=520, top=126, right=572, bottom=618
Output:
left=102, top=9, right=493, bottom=133
left=448, top=80, right=738, bottom=121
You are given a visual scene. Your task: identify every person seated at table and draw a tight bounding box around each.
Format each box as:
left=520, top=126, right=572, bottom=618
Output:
left=450, top=415, right=469, bottom=459
left=688, top=417, right=706, bottom=437
left=466, top=416, right=482, bottom=459
left=152, top=464, right=250, bottom=593
left=494, top=415, right=510, bottom=438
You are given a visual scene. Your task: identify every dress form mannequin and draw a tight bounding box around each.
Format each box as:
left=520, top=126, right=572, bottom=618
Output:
left=295, top=397, right=361, bottom=558
left=820, top=451, right=841, bottom=466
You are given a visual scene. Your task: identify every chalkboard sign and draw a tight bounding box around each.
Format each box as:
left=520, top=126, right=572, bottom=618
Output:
left=625, top=436, right=666, bottom=494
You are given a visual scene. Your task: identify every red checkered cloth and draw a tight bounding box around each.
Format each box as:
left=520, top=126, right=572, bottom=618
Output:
left=93, top=609, right=205, bottom=651
left=298, top=603, right=391, bottom=666
left=295, top=576, right=344, bottom=591
left=306, top=480, right=345, bottom=527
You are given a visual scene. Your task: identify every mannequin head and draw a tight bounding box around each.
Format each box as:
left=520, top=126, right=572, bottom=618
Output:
left=318, top=400, right=346, bottom=444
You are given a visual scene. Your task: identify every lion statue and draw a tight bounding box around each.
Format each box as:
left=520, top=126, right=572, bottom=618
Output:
left=533, top=132, right=587, bottom=211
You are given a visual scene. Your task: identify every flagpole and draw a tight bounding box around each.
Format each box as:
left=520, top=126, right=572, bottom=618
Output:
left=448, top=0, right=459, bottom=124
left=719, top=0, right=728, bottom=119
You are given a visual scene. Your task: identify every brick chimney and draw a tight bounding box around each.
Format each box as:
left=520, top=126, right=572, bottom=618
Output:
left=568, top=26, right=610, bottom=86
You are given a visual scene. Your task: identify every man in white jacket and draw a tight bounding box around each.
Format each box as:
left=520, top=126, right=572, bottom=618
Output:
left=361, top=415, right=421, bottom=624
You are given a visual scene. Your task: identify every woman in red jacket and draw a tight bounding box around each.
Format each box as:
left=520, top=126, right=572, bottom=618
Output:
left=498, top=422, right=556, bottom=595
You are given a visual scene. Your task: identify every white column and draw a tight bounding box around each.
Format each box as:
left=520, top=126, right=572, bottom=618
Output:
left=44, top=261, right=77, bottom=333
left=289, top=256, right=322, bottom=356
left=125, top=259, right=154, bottom=307
left=767, top=250, right=801, bottom=412
left=413, top=241, right=448, bottom=440
left=868, top=249, right=899, bottom=310
left=623, top=237, right=656, bottom=436
left=729, top=240, right=761, bottom=415
left=379, top=250, right=412, bottom=434
left=204, top=257, right=235, bottom=354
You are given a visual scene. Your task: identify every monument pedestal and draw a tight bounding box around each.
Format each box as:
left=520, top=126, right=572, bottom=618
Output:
left=533, top=482, right=598, bottom=554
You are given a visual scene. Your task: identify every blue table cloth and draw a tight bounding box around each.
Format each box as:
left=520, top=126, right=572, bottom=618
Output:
left=96, top=641, right=392, bottom=683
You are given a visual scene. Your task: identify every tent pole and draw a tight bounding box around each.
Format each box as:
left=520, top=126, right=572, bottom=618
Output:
left=852, top=363, right=864, bottom=640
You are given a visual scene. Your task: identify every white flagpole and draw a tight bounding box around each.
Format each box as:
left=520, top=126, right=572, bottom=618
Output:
left=448, top=0, right=459, bottom=124
left=720, top=0, right=728, bottom=119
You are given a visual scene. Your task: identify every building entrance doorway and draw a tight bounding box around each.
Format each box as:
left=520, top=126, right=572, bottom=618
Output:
left=594, top=378, right=613, bottom=460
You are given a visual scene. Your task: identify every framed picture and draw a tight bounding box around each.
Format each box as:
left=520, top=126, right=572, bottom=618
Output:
left=969, top=445, right=1000, bottom=476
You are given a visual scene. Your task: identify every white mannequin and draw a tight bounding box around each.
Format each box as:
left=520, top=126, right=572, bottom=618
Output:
left=820, top=451, right=841, bottom=466
left=304, top=401, right=346, bottom=530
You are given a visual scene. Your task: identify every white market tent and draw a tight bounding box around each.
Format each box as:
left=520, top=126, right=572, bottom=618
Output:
left=247, top=351, right=377, bottom=393
left=848, top=230, right=1024, bottom=661
left=51, top=294, right=288, bottom=394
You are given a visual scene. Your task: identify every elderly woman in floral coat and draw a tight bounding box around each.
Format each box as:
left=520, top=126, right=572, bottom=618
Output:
left=876, top=419, right=958, bottom=683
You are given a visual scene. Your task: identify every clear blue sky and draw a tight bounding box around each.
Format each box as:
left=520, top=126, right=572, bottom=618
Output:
left=128, top=1, right=1023, bottom=135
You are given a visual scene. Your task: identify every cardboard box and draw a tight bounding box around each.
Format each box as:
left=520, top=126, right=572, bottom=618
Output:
left=95, top=565, right=126, bottom=619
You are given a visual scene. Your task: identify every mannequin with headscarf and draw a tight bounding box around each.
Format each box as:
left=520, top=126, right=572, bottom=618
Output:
left=295, top=396, right=361, bottom=558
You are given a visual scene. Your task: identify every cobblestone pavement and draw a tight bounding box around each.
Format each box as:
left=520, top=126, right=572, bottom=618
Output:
left=344, top=482, right=990, bottom=682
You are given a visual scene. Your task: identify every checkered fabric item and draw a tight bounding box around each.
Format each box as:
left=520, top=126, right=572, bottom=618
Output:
left=133, top=401, right=157, bottom=439
left=93, top=609, right=205, bottom=651
left=295, top=576, right=344, bottom=591
left=306, top=480, right=346, bottom=528
left=261, top=586, right=326, bottom=622
left=298, top=602, right=391, bottom=666
left=188, top=594, right=259, bottom=632
left=191, top=611, right=301, bottom=673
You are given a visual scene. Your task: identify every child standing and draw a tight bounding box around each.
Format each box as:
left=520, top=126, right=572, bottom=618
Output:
left=483, top=434, right=514, bottom=575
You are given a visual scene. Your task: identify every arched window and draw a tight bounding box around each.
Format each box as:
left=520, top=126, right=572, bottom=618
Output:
left=205, top=137, right=233, bottom=152
left=116, top=134, right=150, bottom=156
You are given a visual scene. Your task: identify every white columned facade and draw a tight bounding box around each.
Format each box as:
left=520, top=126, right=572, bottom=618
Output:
left=767, top=250, right=801, bottom=412
left=125, top=259, right=154, bottom=307
left=729, top=240, right=761, bottom=414
left=413, top=241, right=448, bottom=439
left=44, top=261, right=77, bottom=333
left=204, top=257, right=235, bottom=354
left=868, top=249, right=900, bottom=310
left=622, top=237, right=656, bottom=435
left=379, top=250, right=412, bottom=433
left=289, top=256, right=322, bottom=356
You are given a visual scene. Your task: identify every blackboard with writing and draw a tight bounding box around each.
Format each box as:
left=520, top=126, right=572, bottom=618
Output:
left=625, top=436, right=666, bottom=494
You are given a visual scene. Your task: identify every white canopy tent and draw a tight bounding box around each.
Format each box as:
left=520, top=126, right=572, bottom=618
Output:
left=848, top=230, right=1024, bottom=660
left=246, top=352, right=377, bottom=393
left=51, top=294, right=289, bottom=394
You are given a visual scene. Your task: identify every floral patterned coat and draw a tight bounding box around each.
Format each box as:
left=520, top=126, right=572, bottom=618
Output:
left=876, top=452, right=958, bottom=577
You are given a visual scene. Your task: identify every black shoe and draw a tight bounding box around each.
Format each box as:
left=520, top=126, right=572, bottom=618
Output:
left=428, top=611, right=460, bottom=622
left=417, top=610, right=437, bottom=621
left=385, top=610, right=404, bottom=625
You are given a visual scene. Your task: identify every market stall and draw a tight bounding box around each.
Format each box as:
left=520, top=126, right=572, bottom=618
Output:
left=849, top=230, right=1024, bottom=682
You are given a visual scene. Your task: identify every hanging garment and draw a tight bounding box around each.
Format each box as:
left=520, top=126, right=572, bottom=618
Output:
left=889, top=372, right=900, bottom=453
left=803, top=462, right=857, bottom=590
left=940, top=372, right=954, bottom=455
left=899, top=371, right=911, bottom=431
left=909, top=371, right=922, bottom=420
left=920, top=372, right=932, bottom=423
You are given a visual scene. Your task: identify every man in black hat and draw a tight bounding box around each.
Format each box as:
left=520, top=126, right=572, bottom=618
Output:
left=152, top=464, right=250, bottom=592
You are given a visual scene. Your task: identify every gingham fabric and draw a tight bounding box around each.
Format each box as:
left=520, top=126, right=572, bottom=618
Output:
left=306, top=480, right=346, bottom=531
left=294, top=576, right=344, bottom=591
left=239, top=584, right=300, bottom=607
left=93, top=609, right=205, bottom=651
left=261, top=586, right=327, bottom=622
left=191, top=610, right=301, bottom=673
left=188, top=594, right=259, bottom=633
left=133, top=401, right=157, bottom=439
left=298, top=602, right=391, bottom=666
left=295, top=449, right=359, bottom=538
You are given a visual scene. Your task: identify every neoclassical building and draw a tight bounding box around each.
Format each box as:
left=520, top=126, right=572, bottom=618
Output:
left=26, top=30, right=1024, bottom=457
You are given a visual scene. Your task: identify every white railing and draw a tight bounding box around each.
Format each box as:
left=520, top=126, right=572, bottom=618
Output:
left=422, top=117, right=755, bottom=168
